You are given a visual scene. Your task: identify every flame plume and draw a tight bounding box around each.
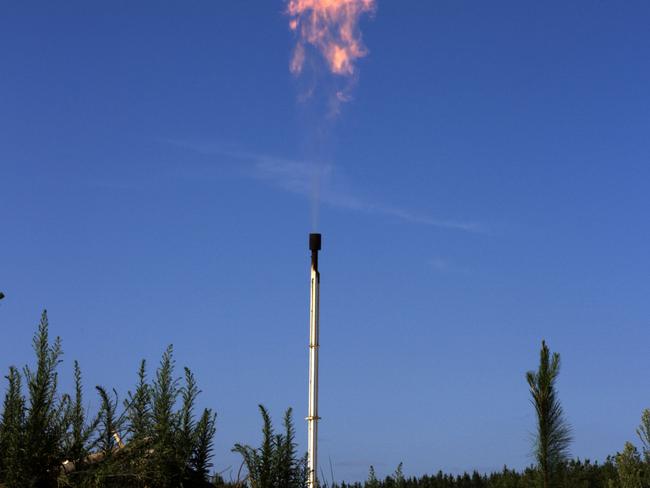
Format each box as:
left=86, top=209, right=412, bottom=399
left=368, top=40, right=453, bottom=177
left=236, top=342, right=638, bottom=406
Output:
left=288, top=0, right=375, bottom=77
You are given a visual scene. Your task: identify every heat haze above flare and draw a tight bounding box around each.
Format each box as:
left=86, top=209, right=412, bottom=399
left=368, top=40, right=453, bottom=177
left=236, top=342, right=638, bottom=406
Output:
left=288, top=0, right=375, bottom=77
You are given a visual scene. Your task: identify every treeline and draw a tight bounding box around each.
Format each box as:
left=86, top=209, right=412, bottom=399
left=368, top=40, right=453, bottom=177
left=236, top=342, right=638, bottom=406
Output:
left=329, top=338, right=650, bottom=488
left=332, top=459, right=620, bottom=488
left=1, top=311, right=650, bottom=488
left=331, top=341, right=650, bottom=488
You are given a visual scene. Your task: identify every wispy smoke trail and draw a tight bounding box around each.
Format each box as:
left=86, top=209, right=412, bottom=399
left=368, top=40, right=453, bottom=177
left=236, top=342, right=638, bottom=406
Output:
left=287, top=0, right=376, bottom=228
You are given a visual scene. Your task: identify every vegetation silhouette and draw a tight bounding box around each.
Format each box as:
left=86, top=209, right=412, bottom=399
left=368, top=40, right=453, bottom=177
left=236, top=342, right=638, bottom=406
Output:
left=1, top=312, right=649, bottom=488
left=526, top=340, right=572, bottom=488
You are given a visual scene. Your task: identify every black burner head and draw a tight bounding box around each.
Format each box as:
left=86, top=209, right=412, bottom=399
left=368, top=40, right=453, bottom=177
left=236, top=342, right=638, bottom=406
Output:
left=309, top=233, right=322, bottom=252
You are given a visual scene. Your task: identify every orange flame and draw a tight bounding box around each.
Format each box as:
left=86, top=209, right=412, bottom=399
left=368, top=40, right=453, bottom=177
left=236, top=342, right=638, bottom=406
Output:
left=288, top=0, right=375, bottom=77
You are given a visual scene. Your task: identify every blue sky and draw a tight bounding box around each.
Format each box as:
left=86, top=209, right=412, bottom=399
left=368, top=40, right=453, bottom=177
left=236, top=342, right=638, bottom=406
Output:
left=1, top=1, right=650, bottom=482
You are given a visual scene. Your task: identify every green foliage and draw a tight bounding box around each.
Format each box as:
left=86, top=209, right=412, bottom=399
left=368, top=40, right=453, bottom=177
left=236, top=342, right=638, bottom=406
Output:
left=22, top=310, right=70, bottom=486
left=615, top=443, right=644, bottom=488
left=233, top=405, right=307, bottom=488
left=64, top=360, right=100, bottom=480
left=526, top=340, right=572, bottom=488
left=0, top=366, right=26, bottom=487
left=90, top=346, right=218, bottom=488
left=331, top=460, right=619, bottom=488
left=394, top=463, right=405, bottom=488
left=96, top=386, right=122, bottom=457
left=366, top=466, right=379, bottom=488
left=179, top=367, right=200, bottom=474
left=147, top=345, right=183, bottom=487
left=124, top=359, right=151, bottom=442
left=3, top=310, right=650, bottom=488
left=192, top=407, right=218, bottom=481
left=0, top=311, right=218, bottom=488
left=636, top=410, right=650, bottom=463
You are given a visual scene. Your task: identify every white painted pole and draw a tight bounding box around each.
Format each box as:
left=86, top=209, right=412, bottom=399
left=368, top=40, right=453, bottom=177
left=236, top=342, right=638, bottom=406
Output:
left=308, top=233, right=321, bottom=488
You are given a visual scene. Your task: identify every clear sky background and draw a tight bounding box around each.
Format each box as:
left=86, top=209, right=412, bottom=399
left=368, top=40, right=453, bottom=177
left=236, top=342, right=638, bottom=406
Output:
left=1, top=1, right=650, bottom=483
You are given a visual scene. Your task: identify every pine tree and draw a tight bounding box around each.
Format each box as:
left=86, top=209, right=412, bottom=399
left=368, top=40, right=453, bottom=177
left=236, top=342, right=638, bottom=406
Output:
left=150, top=345, right=182, bottom=487
left=233, top=405, right=306, bottom=488
left=111, top=348, right=218, bottom=487
left=616, top=442, right=644, bottom=488
left=0, top=366, right=26, bottom=487
left=526, top=340, right=572, bottom=488
left=191, top=408, right=217, bottom=481
left=96, top=386, right=122, bottom=457
left=178, top=366, right=200, bottom=475
left=1, top=316, right=222, bottom=488
left=152, top=345, right=180, bottom=442
left=366, top=466, right=379, bottom=488
left=636, top=409, right=650, bottom=463
left=22, top=310, right=70, bottom=486
left=635, top=409, right=650, bottom=488
left=393, top=462, right=405, bottom=488
left=120, top=358, right=153, bottom=485
left=233, top=405, right=274, bottom=488
left=125, top=359, right=152, bottom=443
left=65, top=361, right=100, bottom=471
left=277, top=408, right=307, bottom=488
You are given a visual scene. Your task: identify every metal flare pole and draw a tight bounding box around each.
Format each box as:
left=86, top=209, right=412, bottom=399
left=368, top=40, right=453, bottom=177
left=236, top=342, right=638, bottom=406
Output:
left=307, top=233, right=321, bottom=488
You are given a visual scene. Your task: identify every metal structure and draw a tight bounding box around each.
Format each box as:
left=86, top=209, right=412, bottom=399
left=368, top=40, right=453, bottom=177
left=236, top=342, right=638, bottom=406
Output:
left=307, top=233, right=321, bottom=488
